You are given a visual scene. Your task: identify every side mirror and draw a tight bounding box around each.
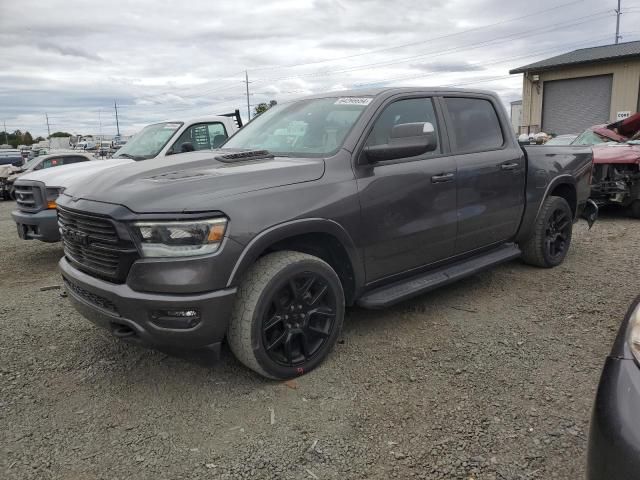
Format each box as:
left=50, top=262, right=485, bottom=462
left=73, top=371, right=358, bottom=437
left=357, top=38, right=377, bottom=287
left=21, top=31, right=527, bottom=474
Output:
left=363, top=122, right=437, bottom=163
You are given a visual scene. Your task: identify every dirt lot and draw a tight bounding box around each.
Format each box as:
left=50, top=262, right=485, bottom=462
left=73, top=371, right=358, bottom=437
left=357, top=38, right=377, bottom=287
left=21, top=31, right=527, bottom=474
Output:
left=1, top=199, right=638, bottom=480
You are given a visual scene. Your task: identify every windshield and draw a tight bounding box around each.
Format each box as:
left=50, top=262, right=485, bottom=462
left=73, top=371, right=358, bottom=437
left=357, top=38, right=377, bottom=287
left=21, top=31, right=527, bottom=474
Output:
left=546, top=135, right=576, bottom=146
left=114, top=122, right=182, bottom=160
left=571, top=129, right=610, bottom=146
left=222, top=97, right=371, bottom=157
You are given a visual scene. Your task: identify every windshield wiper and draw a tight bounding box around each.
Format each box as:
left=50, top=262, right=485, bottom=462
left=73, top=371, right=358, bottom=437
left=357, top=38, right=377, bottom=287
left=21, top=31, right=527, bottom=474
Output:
left=116, top=153, right=145, bottom=160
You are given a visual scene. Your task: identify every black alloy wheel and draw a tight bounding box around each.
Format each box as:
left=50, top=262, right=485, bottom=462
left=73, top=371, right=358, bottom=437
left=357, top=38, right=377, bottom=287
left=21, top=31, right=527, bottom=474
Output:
left=261, top=272, right=337, bottom=366
left=544, top=208, right=571, bottom=260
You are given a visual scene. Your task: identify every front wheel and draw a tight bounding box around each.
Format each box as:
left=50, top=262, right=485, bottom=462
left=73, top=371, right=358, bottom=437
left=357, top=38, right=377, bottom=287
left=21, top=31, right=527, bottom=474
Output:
left=227, top=251, right=345, bottom=379
left=521, top=195, right=573, bottom=268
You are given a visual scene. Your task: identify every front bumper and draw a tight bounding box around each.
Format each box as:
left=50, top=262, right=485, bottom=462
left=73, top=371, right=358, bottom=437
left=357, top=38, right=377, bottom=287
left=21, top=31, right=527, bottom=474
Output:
left=11, top=208, right=60, bottom=242
left=587, top=356, right=640, bottom=480
left=59, top=256, right=237, bottom=351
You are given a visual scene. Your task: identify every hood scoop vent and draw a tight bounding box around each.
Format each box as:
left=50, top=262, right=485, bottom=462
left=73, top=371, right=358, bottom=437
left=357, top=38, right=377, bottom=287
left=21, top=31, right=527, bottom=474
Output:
left=147, top=171, right=219, bottom=182
left=215, top=149, right=274, bottom=163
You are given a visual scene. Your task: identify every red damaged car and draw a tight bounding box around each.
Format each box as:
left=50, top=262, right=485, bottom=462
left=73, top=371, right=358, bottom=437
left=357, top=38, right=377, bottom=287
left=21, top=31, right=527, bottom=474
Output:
left=573, top=113, right=640, bottom=218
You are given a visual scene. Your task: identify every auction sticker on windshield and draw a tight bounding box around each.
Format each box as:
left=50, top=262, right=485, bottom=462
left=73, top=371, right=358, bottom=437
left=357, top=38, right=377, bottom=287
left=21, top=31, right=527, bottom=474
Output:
left=335, top=97, right=372, bottom=105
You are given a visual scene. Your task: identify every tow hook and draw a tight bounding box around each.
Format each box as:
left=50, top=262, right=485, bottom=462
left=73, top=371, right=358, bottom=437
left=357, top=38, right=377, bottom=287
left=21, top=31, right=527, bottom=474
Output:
left=581, top=199, right=598, bottom=229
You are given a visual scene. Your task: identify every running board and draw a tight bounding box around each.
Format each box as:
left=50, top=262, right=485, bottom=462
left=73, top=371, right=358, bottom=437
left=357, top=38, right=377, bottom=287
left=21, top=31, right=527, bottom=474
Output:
left=357, top=243, right=521, bottom=309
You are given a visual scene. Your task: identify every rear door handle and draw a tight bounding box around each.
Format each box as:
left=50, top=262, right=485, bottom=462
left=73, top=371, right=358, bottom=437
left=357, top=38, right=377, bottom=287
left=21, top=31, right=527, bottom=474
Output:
left=501, top=162, right=520, bottom=170
left=431, top=172, right=455, bottom=183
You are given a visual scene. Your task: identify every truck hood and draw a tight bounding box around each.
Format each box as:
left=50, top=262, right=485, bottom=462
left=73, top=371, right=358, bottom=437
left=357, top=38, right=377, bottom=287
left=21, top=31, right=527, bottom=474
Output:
left=592, top=143, right=640, bottom=164
left=62, top=150, right=325, bottom=213
left=16, top=158, right=133, bottom=187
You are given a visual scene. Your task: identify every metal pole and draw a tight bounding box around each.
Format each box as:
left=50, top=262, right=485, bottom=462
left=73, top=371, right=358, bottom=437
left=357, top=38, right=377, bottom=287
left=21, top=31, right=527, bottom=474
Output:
left=45, top=113, right=51, bottom=149
left=615, top=0, right=621, bottom=44
left=114, top=100, right=121, bottom=136
left=245, top=70, right=251, bottom=121
left=3, top=121, right=7, bottom=145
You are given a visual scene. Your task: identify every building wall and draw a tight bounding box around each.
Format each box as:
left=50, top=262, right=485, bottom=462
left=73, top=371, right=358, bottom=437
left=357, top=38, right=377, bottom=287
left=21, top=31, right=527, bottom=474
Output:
left=519, top=59, right=640, bottom=134
left=510, top=102, right=522, bottom=133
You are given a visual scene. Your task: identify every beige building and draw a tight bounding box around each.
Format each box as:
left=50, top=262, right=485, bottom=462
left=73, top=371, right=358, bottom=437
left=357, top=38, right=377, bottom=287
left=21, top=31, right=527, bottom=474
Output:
left=510, top=41, right=640, bottom=135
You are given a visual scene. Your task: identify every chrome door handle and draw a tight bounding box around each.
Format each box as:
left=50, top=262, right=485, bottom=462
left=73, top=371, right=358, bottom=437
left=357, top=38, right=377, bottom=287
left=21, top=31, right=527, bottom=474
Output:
left=501, top=162, right=520, bottom=170
left=431, top=173, right=455, bottom=183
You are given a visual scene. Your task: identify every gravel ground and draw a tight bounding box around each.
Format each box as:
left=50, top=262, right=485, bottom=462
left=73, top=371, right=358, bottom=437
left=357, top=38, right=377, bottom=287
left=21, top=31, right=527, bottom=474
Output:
left=1, top=199, right=639, bottom=480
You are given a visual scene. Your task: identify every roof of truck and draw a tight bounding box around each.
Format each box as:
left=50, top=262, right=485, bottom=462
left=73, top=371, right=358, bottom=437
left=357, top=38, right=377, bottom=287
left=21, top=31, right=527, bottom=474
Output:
left=297, top=87, right=497, bottom=100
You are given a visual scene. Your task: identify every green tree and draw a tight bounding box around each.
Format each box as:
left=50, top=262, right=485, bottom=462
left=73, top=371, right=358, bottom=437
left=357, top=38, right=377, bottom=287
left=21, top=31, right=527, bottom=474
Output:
left=49, top=131, right=72, bottom=138
left=253, top=99, right=277, bottom=117
left=23, top=131, right=33, bottom=145
left=34, top=136, right=45, bottom=142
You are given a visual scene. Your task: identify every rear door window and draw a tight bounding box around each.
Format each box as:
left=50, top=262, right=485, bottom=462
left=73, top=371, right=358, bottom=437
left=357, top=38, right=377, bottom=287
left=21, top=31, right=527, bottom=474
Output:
left=444, top=97, right=504, bottom=152
left=62, top=155, right=90, bottom=165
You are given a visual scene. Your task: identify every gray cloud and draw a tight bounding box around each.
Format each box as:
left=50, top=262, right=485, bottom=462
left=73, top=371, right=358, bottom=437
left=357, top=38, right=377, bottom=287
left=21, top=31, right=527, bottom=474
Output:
left=410, top=61, right=485, bottom=73
left=35, top=41, right=104, bottom=61
left=0, top=0, right=636, bottom=136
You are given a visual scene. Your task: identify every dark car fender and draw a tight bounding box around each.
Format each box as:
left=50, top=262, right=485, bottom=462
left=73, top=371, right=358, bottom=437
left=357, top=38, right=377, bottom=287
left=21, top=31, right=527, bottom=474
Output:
left=516, top=174, right=580, bottom=244
left=226, top=218, right=366, bottom=298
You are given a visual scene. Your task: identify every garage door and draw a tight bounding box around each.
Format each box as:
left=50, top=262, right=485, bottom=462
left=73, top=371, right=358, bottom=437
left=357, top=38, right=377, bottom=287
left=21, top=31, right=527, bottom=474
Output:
left=542, top=74, right=612, bottom=135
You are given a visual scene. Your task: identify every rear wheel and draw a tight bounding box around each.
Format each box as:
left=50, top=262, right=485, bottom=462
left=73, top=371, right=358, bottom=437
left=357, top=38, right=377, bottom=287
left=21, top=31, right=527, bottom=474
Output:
left=227, top=251, right=344, bottom=379
left=521, top=196, right=573, bottom=268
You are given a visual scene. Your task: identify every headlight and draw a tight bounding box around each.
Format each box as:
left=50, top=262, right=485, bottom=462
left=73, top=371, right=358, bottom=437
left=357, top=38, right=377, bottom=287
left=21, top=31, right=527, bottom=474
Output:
left=45, top=187, right=64, bottom=209
left=627, top=304, right=640, bottom=363
left=131, top=218, right=227, bottom=257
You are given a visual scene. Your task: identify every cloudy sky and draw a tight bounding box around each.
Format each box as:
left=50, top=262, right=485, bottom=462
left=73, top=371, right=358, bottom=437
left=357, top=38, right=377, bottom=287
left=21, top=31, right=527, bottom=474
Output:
left=1, top=0, right=638, bottom=137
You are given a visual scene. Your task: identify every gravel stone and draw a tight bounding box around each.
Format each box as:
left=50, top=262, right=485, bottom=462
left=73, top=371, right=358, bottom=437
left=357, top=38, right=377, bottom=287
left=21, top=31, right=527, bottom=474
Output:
left=1, top=200, right=638, bottom=479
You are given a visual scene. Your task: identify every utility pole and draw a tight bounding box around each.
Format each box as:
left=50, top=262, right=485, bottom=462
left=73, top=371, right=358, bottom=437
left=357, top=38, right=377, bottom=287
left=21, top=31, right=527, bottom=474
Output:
left=244, top=70, right=251, bottom=122
left=98, top=110, right=103, bottom=141
left=615, top=0, right=622, bottom=44
left=114, top=100, right=121, bottom=137
left=45, top=113, right=51, bottom=140
left=3, top=121, right=7, bottom=145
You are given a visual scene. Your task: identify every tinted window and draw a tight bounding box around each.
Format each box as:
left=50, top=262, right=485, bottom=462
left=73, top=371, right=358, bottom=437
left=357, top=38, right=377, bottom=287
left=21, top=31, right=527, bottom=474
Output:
left=41, top=157, right=63, bottom=169
left=172, top=122, right=228, bottom=153
left=572, top=129, right=608, bottom=146
left=445, top=97, right=504, bottom=152
left=62, top=155, right=90, bottom=165
left=365, top=98, right=440, bottom=155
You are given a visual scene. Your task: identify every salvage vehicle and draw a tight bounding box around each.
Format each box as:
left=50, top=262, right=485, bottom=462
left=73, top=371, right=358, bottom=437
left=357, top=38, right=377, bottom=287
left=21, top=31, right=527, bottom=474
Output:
left=11, top=113, right=241, bottom=242
left=581, top=113, right=640, bottom=218
left=56, top=88, right=597, bottom=379
left=1, top=151, right=94, bottom=200
left=587, top=295, right=640, bottom=480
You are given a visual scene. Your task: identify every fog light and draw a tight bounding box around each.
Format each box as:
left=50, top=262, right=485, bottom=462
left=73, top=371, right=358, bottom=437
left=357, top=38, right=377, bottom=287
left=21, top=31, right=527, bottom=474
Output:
left=150, top=309, right=201, bottom=329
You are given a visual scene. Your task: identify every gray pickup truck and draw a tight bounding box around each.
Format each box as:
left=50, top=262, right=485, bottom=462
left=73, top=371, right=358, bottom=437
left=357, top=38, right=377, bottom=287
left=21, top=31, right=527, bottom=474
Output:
left=57, top=88, right=597, bottom=379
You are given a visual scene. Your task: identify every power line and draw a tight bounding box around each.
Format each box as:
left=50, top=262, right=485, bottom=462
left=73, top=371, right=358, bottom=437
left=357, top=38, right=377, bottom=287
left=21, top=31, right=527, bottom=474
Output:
left=247, top=10, right=615, bottom=85
left=245, top=0, right=586, bottom=72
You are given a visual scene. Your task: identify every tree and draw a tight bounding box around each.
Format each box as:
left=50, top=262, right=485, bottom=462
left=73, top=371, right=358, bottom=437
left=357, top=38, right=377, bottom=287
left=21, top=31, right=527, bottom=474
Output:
left=23, top=131, right=33, bottom=145
left=34, top=136, right=45, bottom=142
left=49, top=131, right=72, bottom=138
left=253, top=99, right=277, bottom=117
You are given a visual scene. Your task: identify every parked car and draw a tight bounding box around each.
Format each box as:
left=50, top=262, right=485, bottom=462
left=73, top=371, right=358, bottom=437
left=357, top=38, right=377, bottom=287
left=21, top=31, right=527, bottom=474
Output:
left=0, top=151, right=95, bottom=200
left=576, top=113, right=640, bottom=217
left=11, top=113, right=241, bottom=242
left=545, top=134, right=578, bottom=145
left=587, top=295, right=640, bottom=480
left=56, top=88, right=597, bottom=379
left=0, top=149, right=23, bottom=167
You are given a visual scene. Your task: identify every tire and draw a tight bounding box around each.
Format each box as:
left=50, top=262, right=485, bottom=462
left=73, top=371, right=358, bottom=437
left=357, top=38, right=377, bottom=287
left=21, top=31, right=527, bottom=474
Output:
left=227, top=251, right=345, bottom=379
left=630, top=199, right=640, bottom=219
left=521, top=195, right=573, bottom=268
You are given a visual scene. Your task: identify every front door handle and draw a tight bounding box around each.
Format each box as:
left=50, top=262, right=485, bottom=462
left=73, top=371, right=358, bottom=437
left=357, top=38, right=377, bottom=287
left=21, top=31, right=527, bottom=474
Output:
left=501, top=162, right=520, bottom=170
left=431, top=172, right=455, bottom=183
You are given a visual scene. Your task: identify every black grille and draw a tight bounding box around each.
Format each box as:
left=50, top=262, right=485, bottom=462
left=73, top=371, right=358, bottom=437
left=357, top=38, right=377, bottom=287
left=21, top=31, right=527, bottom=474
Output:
left=58, top=206, right=138, bottom=283
left=15, top=184, right=43, bottom=211
left=63, top=278, right=119, bottom=314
